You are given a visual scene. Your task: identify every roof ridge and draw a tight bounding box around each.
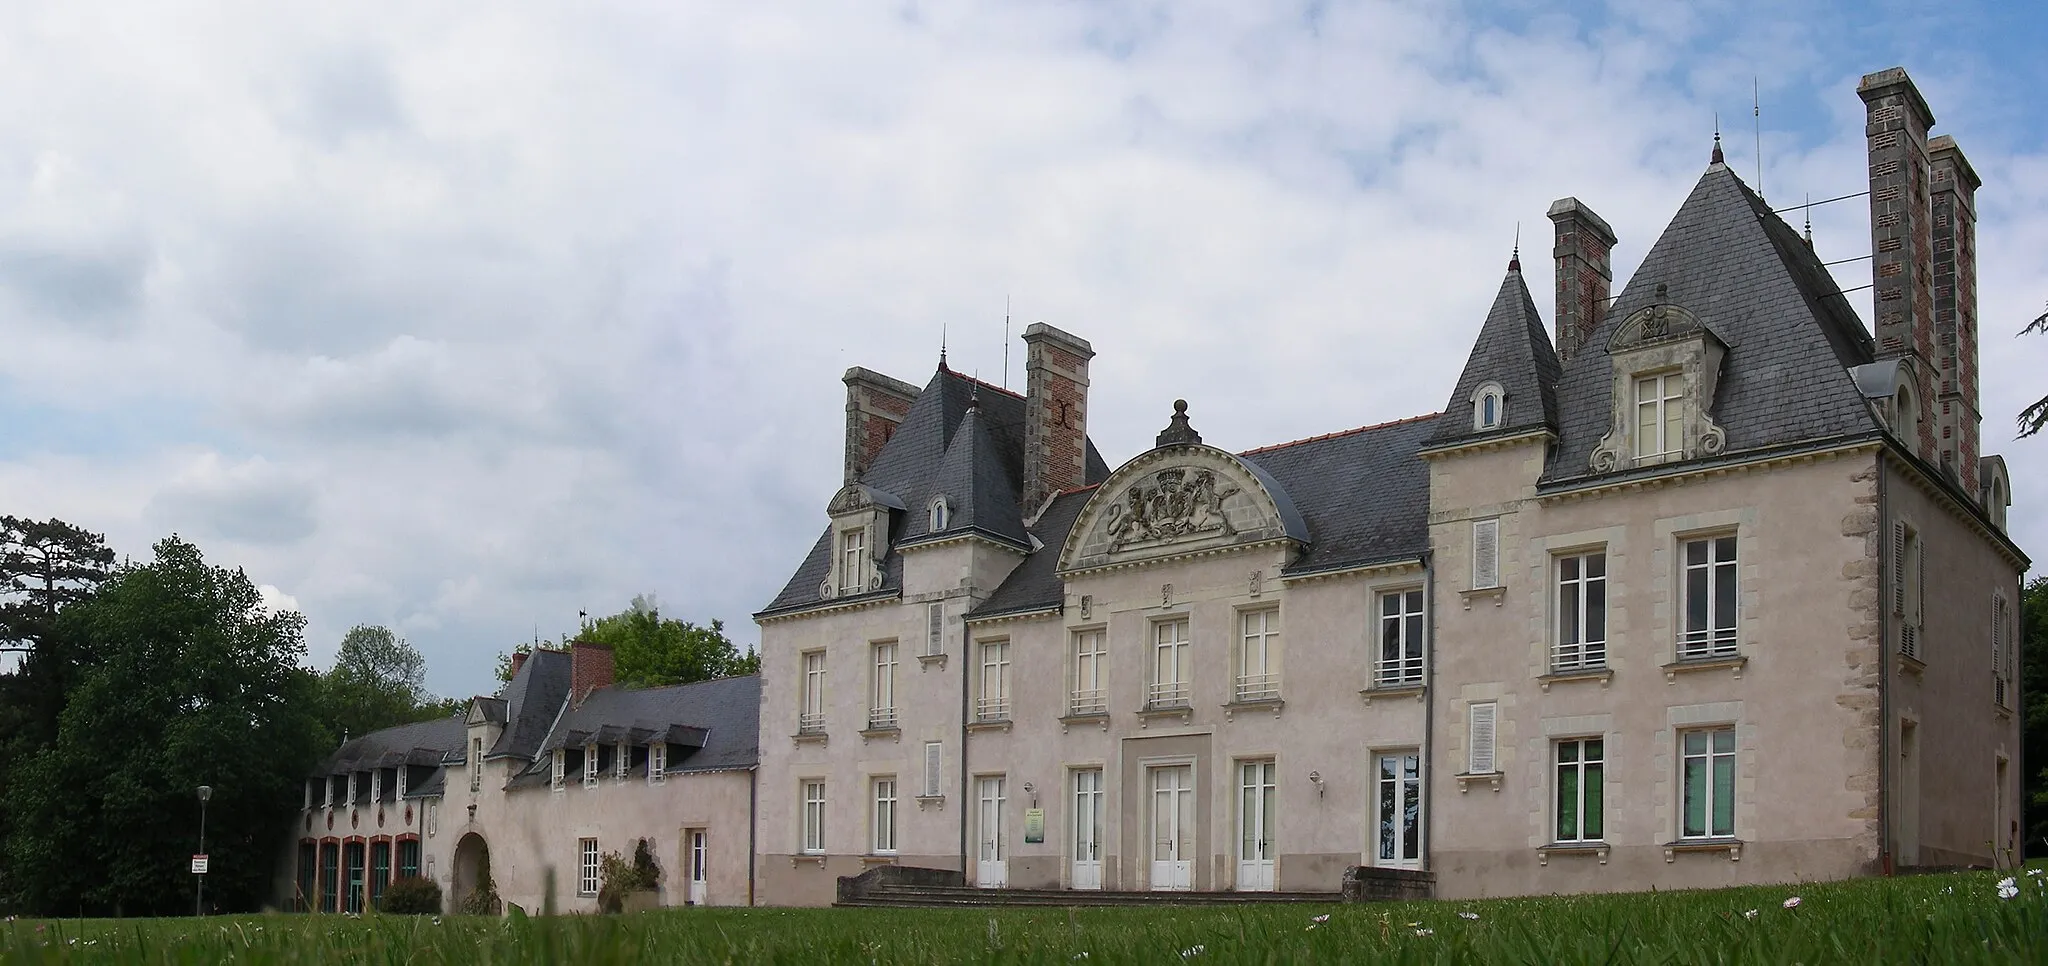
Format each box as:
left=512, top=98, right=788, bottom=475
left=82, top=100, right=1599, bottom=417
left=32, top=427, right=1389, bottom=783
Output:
left=947, top=370, right=1025, bottom=401
left=1238, top=412, right=1442, bottom=456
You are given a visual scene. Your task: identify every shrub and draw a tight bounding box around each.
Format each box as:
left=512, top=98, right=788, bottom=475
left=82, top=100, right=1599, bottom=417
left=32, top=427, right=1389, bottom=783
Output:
left=382, top=876, right=442, bottom=915
left=598, top=839, right=662, bottom=913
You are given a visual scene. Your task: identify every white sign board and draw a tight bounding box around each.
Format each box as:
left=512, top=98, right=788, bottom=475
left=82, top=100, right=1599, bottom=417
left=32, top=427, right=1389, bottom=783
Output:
left=191, top=854, right=209, bottom=875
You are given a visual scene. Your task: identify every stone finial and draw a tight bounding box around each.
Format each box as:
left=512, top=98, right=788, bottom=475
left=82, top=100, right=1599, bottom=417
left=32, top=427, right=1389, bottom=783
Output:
left=1156, top=399, right=1202, bottom=447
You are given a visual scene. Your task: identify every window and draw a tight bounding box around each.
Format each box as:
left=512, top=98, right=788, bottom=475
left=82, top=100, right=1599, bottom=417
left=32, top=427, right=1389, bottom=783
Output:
left=304, top=781, right=314, bottom=811
left=398, top=839, right=420, bottom=880
left=925, top=602, right=945, bottom=656
left=1680, top=728, right=1736, bottom=839
left=1894, top=384, right=1916, bottom=438
left=551, top=749, right=566, bottom=791
left=649, top=743, right=667, bottom=784
left=801, top=781, right=827, bottom=854
left=321, top=776, right=333, bottom=809
left=1554, top=738, right=1604, bottom=843
left=318, top=842, right=339, bottom=913
left=1148, top=620, right=1190, bottom=709
left=977, top=639, right=1011, bottom=721
left=1071, top=629, right=1106, bottom=715
left=1680, top=535, right=1739, bottom=659
left=343, top=842, right=365, bottom=914
left=426, top=801, right=437, bottom=837
left=578, top=838, right=600, bottom=896
left=370, top=841, right=391, bottom=909
left=396, top=767, right=406, bottom=801
left=615, top=741, right=629, bottom=781
left=1237, top=609, right=1280, bottom=702
left=1892, top=523, right=1923, bottom=660
left=872, top=778, right=898, bottom=854
left=347, top=773, right=357, bottom=807
left=470, top=738, right=483, bottom=793
left=924, top=741, right=944, bottom=797
left=838, top=528, right=867, bottom=595
left=929, top=497, right=949, bottom=532
left=870, top=641, right=898, bottom=730
left=583, top=742, right=599, bottom=788
left=1375, top=752, right=1422, bottom=868
left=1554, top=551, right=1607, bottom=670
left=1993, top=594, right=2013, bottom=708
left=371, top=771, right=382, bottom=804
left=800, top=650, right=826, bottom=733
left=1471, top=519, right=1500, bottom=589
left=1634, top=372, right=1684, bottom=461
left=1468, top=702, right=1497, bottom=774
left=1473, top=382, right=1505, bottom=430
left=1376, top=590, right=1425, bottom=687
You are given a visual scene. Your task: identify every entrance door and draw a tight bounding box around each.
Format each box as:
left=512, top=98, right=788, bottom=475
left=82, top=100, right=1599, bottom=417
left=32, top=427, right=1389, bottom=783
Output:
left=686, top=830, right=708, bottom=905
left=1071, top=769, right=1103, bottom=890
left=1375, top=752, right=1421, bottom=868
left=976, top=776, right=1007, bottom=887
left=1237, top=761, right=1276, bottom=891
left=1149, top=765, right=1194, bottom=891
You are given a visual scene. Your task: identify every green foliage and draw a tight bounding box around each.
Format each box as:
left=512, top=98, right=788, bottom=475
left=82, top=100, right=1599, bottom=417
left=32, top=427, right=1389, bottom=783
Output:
left=459, top=853, right=499, bottom=916
left=493, top=641, right=536, bottom=684
left=596, top=842, right=661, bottom=914
left=2020, top=304, right=2047, bottom=437
left=317, top=625, right=450, bottom=744
left=1, top=536, right=328, bottom=916
left=0, top=515, right=117, bottom=658
left=578, top=595, right=757, bottom=688
left=380, top=876, right=442, bottom=915
left=2022, top=576, right=2048, bottom=857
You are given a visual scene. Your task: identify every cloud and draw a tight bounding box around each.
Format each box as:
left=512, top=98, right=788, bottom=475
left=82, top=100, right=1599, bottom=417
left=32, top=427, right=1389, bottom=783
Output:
left=0, top=1, right=2040, bottom=697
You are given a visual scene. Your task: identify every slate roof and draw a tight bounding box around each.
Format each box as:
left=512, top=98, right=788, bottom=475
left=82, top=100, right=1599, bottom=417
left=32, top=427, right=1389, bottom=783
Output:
left=1545, top=161, right=1880, bottom=485
left=968, top=487, right=1093, bottom=619
left=310, top=715, right=466, bottom=778
left=485, top=648, right=572, bottom=762
left=525, top=674, right=761, bottom=777
left=759, top=366, right=1110, bottom=617
left=1242, top=414, right=1440, bottom=576
left=1429, top=262, right=1562, bottom=445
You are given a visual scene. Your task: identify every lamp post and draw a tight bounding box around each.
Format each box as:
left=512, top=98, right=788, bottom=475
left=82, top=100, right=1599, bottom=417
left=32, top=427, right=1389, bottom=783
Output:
left=195, top=785, right=212, bottom=917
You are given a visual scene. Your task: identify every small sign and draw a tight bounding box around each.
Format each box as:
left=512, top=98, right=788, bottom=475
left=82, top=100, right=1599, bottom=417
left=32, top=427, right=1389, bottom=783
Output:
left=191, top=854, right=209, bottom=875
left=1023, top=808, right=1045, bottom=844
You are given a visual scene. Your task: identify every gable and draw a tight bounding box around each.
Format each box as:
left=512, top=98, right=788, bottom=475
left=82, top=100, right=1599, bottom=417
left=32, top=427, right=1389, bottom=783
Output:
left=1058, top=444, right=1305, bottom=574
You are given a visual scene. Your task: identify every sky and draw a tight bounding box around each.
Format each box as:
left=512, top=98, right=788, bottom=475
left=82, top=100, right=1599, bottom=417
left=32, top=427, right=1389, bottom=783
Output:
left=0, top=0, right=2042, bottom=700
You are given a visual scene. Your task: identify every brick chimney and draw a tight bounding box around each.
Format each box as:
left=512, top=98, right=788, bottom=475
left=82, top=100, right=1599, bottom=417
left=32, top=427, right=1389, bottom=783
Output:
left=1021, top=322, right=1094, bottom=511
left=1547, top=197, right=1617, bottom=362
left=842, top=367, right=921, bottom=485
left=1928, top=134, right=1981, bottom=491
left=508, top=650, right=530, bottom=680
left=1858, top=67, right=1941, bottom=465
left=569, top=640, right=615, bottom=706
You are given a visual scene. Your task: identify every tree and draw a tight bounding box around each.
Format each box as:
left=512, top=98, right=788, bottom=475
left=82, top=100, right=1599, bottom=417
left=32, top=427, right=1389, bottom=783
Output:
left=319, top=625, right=434, bottom=743
left=2021, top=576, right=2047, bottom=858
left=2, top=535, right=328, bottom=916
left=494, top=641, right=537, bottom=684
left=579, top=596, right=758, bottom=688
left=2021, top=304, right=2047, bottom=437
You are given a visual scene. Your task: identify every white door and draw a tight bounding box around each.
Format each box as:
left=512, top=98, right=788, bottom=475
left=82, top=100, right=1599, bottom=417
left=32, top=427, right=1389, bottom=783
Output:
left=1071, top=769, right=1103, bottom=890
left=686, top=830, right=707, bottom=905
left=1149, top=765, right=1194, bottom=891
left=1376, top=752, right=1422, bottom=869
left=1237, top=761, right=1276, bottom=891
left=976, top=776, right=1007, bottom=888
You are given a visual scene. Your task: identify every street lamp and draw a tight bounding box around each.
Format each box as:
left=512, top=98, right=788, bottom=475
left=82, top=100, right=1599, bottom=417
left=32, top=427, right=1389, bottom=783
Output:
left=195, top=785, right=212, bottom=917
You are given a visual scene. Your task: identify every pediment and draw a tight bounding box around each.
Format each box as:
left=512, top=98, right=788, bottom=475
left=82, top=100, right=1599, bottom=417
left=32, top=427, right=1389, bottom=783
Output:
left=827, top=483, right=905, bottom=516
left=1058, top=445, right=1304, bottom=574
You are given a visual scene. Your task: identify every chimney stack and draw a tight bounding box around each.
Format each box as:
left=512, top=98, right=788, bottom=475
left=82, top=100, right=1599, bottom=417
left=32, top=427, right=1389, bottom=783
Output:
left=1021, top=322, right=1094, bottom=511
left=509, top=650, right=530, bottom=680
left=1858, top=67, right=1941, bottom=465
left=1928, top=134, right=1981, bottom=491
left=1547, top=198, right=1617, bottom=362
left=842, top=368, right=921, bottom=485
left=569, top=640, right=615, bottom=707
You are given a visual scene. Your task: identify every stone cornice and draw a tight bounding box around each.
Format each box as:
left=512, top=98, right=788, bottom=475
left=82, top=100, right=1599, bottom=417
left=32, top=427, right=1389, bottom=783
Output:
left=1880, top=440, right=2031, bottom=570
left=1058, top=536, right=1296, bottom=580
left=753, top=591, right=903, bottom=625
left=962, top=605, right=1059, bottom=627
left=1417, top=427, right=1554, bottom=460
left=1278, top=556, right=1426, bottom=585
left=1538, top=439, right=1878, bottom=503
left=894, top=530, right=1031, bottom=556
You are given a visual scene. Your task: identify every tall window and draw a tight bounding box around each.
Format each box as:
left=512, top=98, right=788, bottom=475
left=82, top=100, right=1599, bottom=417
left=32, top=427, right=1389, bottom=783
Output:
left=801, top=781, right=827, bottom=854
left=929, top=498, right=949, bottom=532
left=370, top=841, right=391, bottom=909
left=1554, top=738, right=1604, bottom=843
left=615, top=742, right=629, bottom=781
left=838, top=528, right=866, bottom=595
left=1893, top=523, right=1924, bottom=660
left=1993, top=593, right=2013, bottom=708
left=1554, top=551, right=1607, bottom=670
left=925, top=602, right=945, bottom=656
left=583, top=742, right=599, bottom=788
left=1376, top=590, right=1424, bottom=687
left=1471, top=519, right=1500, bottom=589
left=1071, top=630, right=1106, bottom=715
left=923, top=741, right=944, bottom=798
left=1376, top=752, right=1421, bottom=868
left=977, top=640, right=1011, bottom=721
left=1148, top=620, right=1190, bottom=708
left=470, top=738, right=483, bottom=793
left=1237, top=609, right=1280, bottom=702
left=1680, top=728, right=1736, bottom=839
left=800, top=650, right=826, bottom=733
left=649, top=743, right=667, bottom=783
left=1634, top=372, right=1684, bottom=461
left=1467, top=702, right=1497, bottom=774
left=551, top=749, right=566, bottom=790
left=1679, top=535, right=1739, bottom=659
left=1474, top=385, right=1504, bottom=430
left=578, top=838, right=600, bottom=896
left=398, top=839, right=421, bottom=880
left=870, top=641, right=898, bottom=729
left=872, top=777, right=898, bottom=855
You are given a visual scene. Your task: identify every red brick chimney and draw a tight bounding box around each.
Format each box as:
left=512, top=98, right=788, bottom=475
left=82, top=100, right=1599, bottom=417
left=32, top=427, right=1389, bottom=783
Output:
left=1928, top=134, right=1981, bottom=491
left=569, top=640, right=615, bottom=706
left=509, top=650, right=530, bottom=680
left=1546, top=197, right=1616, bottom=363
left=1858, top=67, right=1941, bottom=466
left=1021, top=322, right=1094, bottom=511
left=843, top=368, right=920, bottom=485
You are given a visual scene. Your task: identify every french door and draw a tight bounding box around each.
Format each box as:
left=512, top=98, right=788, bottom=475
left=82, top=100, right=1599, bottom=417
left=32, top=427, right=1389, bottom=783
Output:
left=686, top=830, right=708, bottom=905
left=976, top=776, right=1008, bottom=887
left=1376, top=752, right=1422, bottom=868
left=1237, top=761, right=1276, bottom=891
left=1149, top=765, right=1194, bottom=891
left=1071, top=769, right=1103, bottom=890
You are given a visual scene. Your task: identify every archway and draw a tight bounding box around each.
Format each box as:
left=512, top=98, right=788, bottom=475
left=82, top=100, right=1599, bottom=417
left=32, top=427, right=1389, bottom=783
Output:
left=452, top=832, right=497, bottom=915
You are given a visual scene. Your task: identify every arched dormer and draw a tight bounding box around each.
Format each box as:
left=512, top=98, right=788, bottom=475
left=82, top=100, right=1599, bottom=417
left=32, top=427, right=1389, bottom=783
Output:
left=1471, top=381, right=1506, bottom=431
left=819, top=482, right=900, bottom=599
left=1980, top=454, right=2011, bottom=532
left=928, top=495, right=950, bottom=533
left=1587, top=294, right=1729, bottom=472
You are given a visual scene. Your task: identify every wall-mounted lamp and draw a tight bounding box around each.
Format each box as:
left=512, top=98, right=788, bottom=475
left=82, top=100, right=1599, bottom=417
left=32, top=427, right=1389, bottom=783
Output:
left=1022, top=781, right=1037, bottom=808
left=1308, top=771, right=1324, bottom=798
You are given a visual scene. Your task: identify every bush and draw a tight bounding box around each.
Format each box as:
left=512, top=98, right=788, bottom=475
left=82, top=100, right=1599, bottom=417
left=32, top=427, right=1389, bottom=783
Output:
left=382, top=876, right=442, bottom=915
left=597, top=839, right=662, bottom=913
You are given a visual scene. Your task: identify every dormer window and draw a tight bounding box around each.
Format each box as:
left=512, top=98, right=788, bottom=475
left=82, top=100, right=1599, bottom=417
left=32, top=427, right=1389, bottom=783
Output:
left=838, top=528, right=866, bottom=595
left=551, top=749, right=566, bottom=791
left=1893, top=383, right=1916, bottom=439
left=1633, top=372, right=1685, bottom=462
left=396, top=767, right=407, bottom=801
left=649, top=743, right=667, bottom=784
left=583, top=742, right=599, bottom=788
left=1588, top=300, right=1727, bottom=474
left=929, top=496, right=950, bottom=532
left=371, top=770, right=382, bottom=805
left=615, top=741, right=629, bottom=781
left=1472, top=382, right=1505, bottom=431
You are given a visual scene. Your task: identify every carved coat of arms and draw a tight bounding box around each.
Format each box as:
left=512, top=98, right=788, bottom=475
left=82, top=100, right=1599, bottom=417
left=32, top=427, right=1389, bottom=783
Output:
left=1104, top=468, right=1239, bottom=551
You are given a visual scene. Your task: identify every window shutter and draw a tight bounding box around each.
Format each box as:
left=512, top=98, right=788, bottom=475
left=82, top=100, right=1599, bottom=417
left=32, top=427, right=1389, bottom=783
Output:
left=1899, top=623, right=1918, bottom=661
left=926, top=603, right=944, bottom=656
left=924, top=741, right=943, bottom=797
left=1913, top=538, right=1925, bottom=626
left=1472, top=520, right=1500, bottom=590
left=1891, top=523, right=1907, bottom=616
left=1468, top=702, right=1497, bottom=774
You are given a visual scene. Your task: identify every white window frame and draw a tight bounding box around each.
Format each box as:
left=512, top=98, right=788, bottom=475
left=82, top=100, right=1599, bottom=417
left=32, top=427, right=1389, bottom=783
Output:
left=872, top=777, right=898, bottom=855
left=1634, top=371, right=1685, bottom=462
left=1553, top=550, right=1607, bottom=671
left=649, top=743, right=667, bottom=784
left=1472, top=381, right=1505, bottom=431
left=371, top=770, right=382, bottom=804
left=1375, top=589, right=1425, bottom=688
left=1070, top=629, right=1106, bottom=715
left=838, top=527, right=867, bottom=595
left=551, top=749, right=566, bottom=791
left=800, top=650, right=826, bottom=734
left=1679, top=727, right=1736, bottom=840
left=1148, top=619, right=1190, bottom=709
left=1236, top=609, right=1280, bottom=702
left=801, top=780, right=827, bottom=854
left=1553, top=737, right=1604, bottom=844
left=396, top=767, right=406, bottom=801
left=870, top=641, right=898, bottom=730
left=1471, top=519, right=1500, bottom=590
left=577, top=838, right=599, bottom=896
left=1679, top=534, right=1740, bottom=660
left=470, top=738, right=483, bottom=794
left=929, top=497, right=949, bottom=532
left=976, top=639, right=1011, bottom=721
left=304, top=780, right=314, bottom=811
left=583, top=742, right=599, bottom=788
left=615, top=741, right=629, bottom=781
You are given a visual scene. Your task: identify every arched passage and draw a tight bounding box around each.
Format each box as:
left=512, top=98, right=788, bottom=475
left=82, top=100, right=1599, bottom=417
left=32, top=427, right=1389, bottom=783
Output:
left=452, top=832, right=497, bottom=915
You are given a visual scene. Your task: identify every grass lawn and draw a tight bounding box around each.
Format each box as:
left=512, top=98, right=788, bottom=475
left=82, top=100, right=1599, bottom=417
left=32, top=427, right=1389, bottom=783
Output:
left=3, top=867, right=2043, bottom=964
